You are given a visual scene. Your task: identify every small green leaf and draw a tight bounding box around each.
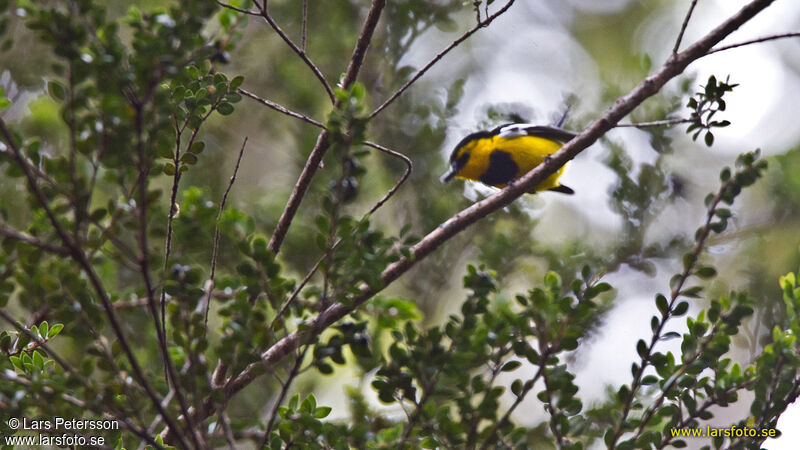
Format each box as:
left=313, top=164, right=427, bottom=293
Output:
left=48, top=81, right=66, bottom=101
left=314, top=406, right=332, bottom=418
left=189, top=141, right=205, bottom=154
left=218, top=102, right=234, bottom=115
left=180, top=153, right=198, bottom=165
left=673, top=301, right=689, bottom=316
left=230, top=76, right=244, bottom=90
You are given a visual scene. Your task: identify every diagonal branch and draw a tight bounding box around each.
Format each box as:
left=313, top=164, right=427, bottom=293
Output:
left=202, top=137, right=248, bottom=327
left=255, top=1, right=335, bottom=102
left=267, top=0, right=386, bottom=254
left=673, top=0, right=700, bottom=54
left=706, top=31, right=800, bottom=55
left=238, top=88, right=325, bottom=128
left=369, top=0, right=516, bottom=120
left=0, top=221, right=70, bottom=256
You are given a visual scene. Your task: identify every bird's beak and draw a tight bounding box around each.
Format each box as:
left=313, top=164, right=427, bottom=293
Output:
left=440, top=166, right=456, bottom=183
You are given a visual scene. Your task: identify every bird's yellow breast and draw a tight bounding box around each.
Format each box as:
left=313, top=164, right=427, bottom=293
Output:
left=455, top=135, right=566, bottom=190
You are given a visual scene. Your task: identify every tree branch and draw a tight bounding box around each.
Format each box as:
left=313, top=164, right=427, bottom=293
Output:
left=615, top=118, right=695, bottom=128
left=673, top=0, right=699, bottom=54
left=706, top=31, right=800, bottom=55
left=368, top=0, right=517, bottom=120
left=202, top=137, right=248, bottom=328
left=251, top=0, right=335, bottom=102
left=0, top=221, right=70, bottom=256
left=238, top=87, right=325, bottom=128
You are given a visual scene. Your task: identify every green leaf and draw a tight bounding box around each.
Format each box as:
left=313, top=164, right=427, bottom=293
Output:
left=217, top=102, right=234, bottom=115
left=704, top=132, right=714, bottom=147
left=189, top=141, right=205, bottom=154
left=230, top=75, right=244, bottom=90
left=656, top=294, right=669, bottom=316
left=163, top=162, right=176, bottom=175
left=501, top=361, right=522, bottom=372
left=314, top=406, right=332, bottom=418
left=48, top=81, right=66, bottom=101
left=180, top=152, right=198, bottom=165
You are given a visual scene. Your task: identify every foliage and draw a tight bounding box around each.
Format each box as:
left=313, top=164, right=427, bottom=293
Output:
left=1, top=0, right=800, bottom=449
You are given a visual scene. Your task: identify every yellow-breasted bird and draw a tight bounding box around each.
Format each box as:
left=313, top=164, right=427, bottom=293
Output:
left=440, top=123, right=576, bottom=194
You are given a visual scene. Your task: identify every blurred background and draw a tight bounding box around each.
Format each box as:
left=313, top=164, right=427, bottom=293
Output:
left=2, top=0, right=800, bottom=447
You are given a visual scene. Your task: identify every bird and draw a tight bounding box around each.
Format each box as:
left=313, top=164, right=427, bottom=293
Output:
left=439, top=123, right=576, bottom=194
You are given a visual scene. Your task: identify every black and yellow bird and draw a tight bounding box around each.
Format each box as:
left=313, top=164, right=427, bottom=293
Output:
left=440, top=123, right=576, bottom=194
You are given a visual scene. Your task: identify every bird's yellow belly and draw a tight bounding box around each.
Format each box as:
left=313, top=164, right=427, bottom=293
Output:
left=456, top=135, right=567, bottom=191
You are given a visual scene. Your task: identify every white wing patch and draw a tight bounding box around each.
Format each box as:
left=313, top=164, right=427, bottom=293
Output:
left=497, top=123, right=538, bottom=138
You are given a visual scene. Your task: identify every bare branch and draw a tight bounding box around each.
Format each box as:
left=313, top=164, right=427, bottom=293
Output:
left=362, top=140, right=412, bottom=215
left=202, top=137, right=248, bottom=327
left=301, top=0, right=308, bottom=52
left=0, top=221, right=70, bottom=256
left=339, top=0, right=386, bottom=90
left=216, top=1, right=260, bottom=16
left=673, top=0, right=699, bottom=54
left=253, top=1, right=335, bottom=102
left=238, top=88, right=325, bottom=128
left=369, top=0, right=517, bottom=120
left=706, top=31, right=800, bottom=55
left=615, top=118, right=695, bottom=128
left=259, top=346, right=310, bottom=447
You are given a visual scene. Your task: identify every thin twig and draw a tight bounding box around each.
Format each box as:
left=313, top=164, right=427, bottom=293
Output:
left=218, top=412, right=238, bottom=450
left=253, top=1, right=335, bottom=102
left=615, top=118, right=695, bottom=128
left=369, top=0, right=517, bottom=119
left=706, top=31, right=800, bottom=55
left=203, top=137, right=248, bottom=328
left=301, top=0, right=308, bottom=52
left=361, top=140, right=412, bottom=215
left=0, top=221, right=70, bottom=256
left=673, top=0, right=700, bottom=54
left=216, top=1, right=260, bottom=16
left=479, top=365, right=546, bottom=450
left=238, top=88, right=325, bottom=128
left=259, top=345, right=310, bottom=447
